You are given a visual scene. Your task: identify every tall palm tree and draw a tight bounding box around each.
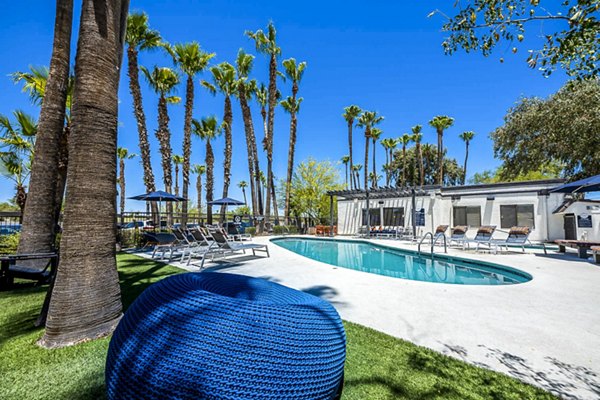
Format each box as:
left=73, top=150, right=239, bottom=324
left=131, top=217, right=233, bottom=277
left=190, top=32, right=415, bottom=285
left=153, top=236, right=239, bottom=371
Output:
left=238, top=181, right=248, bottom=205
left=341, top=155, right=350, bottom=188
left=370, top=128, right=383, bottom=188
left=352, top=164, right=363, bottom=190
left=258, top=171, right=267, bottom=211
left=117, top=147, right=136, bottom=220
left=17, top=0, right=73, bottom=257
left=411, top=125, right=425, bottom=187
left=235, top=50, right=262, bottom=218
left=0, top=111, right=37, bottom=219
left=281, top=95, right=303, bottom=224
left=41, top=0, right=129, bottom=348
left=192, top=116, right=222, bottom=225
left=246, top=22, right=281, bottom=229
left=356, top=111, right=384, bottom=190
left=172, top=154, right=183, bottom=212
left=428, top=115, right=455, bottom=185
left=399, top=134, right=412, bottom=187
left=342, top=105, right=362, bottom=190
left=459, top=131, right=475, bottom=184
left=13, top=67, right=75, bottom=233
left=125, top=12, right=161, bottom=206
left=169, top=42, right=214, bottom=225
left=141, top=66, right=180, bottom=222
left=202, top=62, right=238, bottom=222
left=380, top=138, right=397, bottom=186
left=282, top=58, right=307, bottom=224
left=191, top=164, right=206, bottom=218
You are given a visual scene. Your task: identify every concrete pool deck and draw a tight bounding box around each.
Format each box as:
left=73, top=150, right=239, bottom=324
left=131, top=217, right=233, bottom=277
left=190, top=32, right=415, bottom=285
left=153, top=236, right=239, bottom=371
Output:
left=132, top=235, right=600, bottom=399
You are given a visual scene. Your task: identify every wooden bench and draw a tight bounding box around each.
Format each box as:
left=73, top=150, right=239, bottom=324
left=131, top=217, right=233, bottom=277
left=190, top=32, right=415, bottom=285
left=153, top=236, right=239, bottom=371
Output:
left=591, top=246, right=600, bottom=264
left=555, top=240, right=600, bottom=259
left=0, top=253, right=58, bottom=290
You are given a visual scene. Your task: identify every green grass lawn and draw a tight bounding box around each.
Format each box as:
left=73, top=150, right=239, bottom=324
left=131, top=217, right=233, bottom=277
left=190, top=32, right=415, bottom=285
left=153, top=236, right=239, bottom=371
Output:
left=0, top=254, right=555, bottom=400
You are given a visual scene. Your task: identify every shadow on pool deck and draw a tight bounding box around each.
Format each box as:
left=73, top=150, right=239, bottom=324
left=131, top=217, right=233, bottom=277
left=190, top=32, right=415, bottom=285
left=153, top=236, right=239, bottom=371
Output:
left=441, top=341, right=600, bottom=400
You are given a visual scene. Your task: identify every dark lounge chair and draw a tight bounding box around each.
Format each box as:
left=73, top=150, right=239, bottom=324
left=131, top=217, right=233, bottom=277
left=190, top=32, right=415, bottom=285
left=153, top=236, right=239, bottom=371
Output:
left=0, top=253, right=58, bottom=290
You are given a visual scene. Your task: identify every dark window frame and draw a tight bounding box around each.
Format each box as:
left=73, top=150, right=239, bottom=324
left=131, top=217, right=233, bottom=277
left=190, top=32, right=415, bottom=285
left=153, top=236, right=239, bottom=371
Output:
left=383, top=207, right=405, bottom=226
left=500, top=204, right=535, bottom=229
left=453, top=206, right=481, bottom=227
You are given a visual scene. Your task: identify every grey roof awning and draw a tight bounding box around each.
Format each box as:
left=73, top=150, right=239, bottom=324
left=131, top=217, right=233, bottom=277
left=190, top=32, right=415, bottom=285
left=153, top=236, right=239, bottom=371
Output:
left=327, top=186, right=436, bottom=200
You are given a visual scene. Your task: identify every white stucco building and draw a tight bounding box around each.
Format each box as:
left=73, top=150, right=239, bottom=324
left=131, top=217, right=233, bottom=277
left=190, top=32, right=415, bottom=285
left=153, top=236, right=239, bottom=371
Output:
left=331, top=179, right=599, bottom=242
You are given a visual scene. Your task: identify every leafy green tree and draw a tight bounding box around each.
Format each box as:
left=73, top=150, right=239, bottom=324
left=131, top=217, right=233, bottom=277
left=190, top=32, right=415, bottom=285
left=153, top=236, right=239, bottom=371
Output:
left=202, top=62, right=238, bottom=222
left=169, top=42, right=215, bottom=225
left=192, top=116, right=223, bottom=225
left=287, top=158, right=343, bottom=224
left=492, top=79, right=600, bottom=180
left=433, top=0, right=600, bottom=77
left=459, top=131, right=475, bottom=184
left=470, top=164, right=561, bottom=184
left=428, top=115, right=455, bottom=185
left=357, top=111, right=384, bottom=190
left=342, top=105, right=362, bottom=189
left=117, top=148, right=136, bottom=218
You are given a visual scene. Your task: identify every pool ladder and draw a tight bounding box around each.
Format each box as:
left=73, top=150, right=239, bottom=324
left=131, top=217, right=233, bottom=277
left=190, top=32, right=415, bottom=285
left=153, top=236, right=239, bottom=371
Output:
left=417, top=232, right=448, bottom=255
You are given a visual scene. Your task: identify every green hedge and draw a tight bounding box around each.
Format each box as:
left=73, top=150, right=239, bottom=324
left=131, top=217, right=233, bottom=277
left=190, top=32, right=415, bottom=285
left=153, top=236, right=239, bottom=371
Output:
left=272, top=225, right=299, bottom=235
left=0, top=233, right=19, bottom=255
left=245, top=227, right=256, bottom=236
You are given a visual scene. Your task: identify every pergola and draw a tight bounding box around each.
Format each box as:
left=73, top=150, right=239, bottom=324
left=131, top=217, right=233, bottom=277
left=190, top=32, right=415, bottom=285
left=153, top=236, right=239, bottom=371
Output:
left=326, top=186, right=439, bottom=237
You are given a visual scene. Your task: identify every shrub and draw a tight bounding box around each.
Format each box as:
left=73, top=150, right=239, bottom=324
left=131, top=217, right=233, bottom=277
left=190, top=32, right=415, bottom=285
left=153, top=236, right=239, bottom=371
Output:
left=0, top=233, right=19, bottom=254
left=272, top=225, right=299, bottom=235
left=245, top=227, right=256, bottom=236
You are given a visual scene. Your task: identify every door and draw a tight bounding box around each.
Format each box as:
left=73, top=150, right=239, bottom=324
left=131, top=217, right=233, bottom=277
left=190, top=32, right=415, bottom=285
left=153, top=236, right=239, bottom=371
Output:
left=564, top=214, right=577, bottom=240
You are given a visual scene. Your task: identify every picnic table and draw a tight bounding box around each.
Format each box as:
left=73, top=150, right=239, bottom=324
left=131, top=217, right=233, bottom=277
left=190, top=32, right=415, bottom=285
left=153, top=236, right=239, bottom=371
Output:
left=555, top=240, right=600, bottom=259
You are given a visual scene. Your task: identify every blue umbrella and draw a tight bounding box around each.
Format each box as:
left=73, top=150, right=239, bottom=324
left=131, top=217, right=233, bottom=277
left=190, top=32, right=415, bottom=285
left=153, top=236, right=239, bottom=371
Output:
left=549, top=175, right=600, bottom=193
left=208, top=197, right=245, bottom=206
left=129, top=191, right=187, bottom=229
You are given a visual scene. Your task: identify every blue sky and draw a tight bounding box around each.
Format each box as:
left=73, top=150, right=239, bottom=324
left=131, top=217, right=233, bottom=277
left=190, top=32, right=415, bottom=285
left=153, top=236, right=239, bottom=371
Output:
left=0, top=1, right=568, bottom=210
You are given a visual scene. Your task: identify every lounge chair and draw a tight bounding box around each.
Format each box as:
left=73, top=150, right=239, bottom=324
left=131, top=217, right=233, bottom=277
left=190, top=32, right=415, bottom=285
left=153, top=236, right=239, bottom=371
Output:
left=462, top=226, right=497, bottom=252
left=144, top=232, right=179, bottom=259
left=490, top=226, right=533, bottom=253
left=433, top=225, right=449, bottom=243
left=0, top=253, right=58, bottom=290
left=209, top=229, right=270, bottom=258
left=449, top=226, right=469, bottom=247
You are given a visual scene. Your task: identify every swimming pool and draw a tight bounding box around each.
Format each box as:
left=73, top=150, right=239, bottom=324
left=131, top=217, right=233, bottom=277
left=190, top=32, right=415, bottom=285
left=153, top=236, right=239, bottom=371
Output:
left=271, top=237, right=532, bottom=285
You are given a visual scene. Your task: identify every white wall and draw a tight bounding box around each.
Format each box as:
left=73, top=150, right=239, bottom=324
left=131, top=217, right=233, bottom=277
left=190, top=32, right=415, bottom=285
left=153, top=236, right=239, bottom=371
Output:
left=559, top=201, right=600, bottom=241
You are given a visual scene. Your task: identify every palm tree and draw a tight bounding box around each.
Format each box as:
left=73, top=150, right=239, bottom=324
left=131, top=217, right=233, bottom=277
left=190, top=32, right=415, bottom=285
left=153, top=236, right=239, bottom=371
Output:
left=258, top=171, right=267, bottom=211
left=141, top=66, right=180, bottom=222
left=117, top=148, right=136, bottom=221
left=281, top=95, right=303, bottom=224
left=356, top=111, right=384, bottom=190
left=246, top=22, right=281, bottom=229
left=0, top=111, right=37, bottom=219
left=238, top=181, right=248, bottom=205
left=341, top=155, right=350, bottom=188
left=17, top=0, right=73, bottom=258
left=172, top=154, right=183, bottom=212
left=169, top=42, right=214, bottom=225
left=13, top=67, right=75, bottom=234
left=380, top=138, right=397, bottom=186
left=202, top=62, right=238, bottom=222
left=342, top=105, right=362, bottom=189
left=352, top=164, right=363, bottom=190
left=411, top=125, right=425, bottom=187
left=370, top=128, right=383, bottom=188
left=235, top=49, right=262, bottom=218
left=192, top=116, right=222, bottom=225
left=428, top=115, right=455, bottom=185
left=399, top=134, right=412, bottom=187
left=459, top=131, right=475, bottom=184
left=125, top=12, right=161, bottom=205
left=41, top=0, right=129, bottom=348
left=191, top=164, right=206, bottom=218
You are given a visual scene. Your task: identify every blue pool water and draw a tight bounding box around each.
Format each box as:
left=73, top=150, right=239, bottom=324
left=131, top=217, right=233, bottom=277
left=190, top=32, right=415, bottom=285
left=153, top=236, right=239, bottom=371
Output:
left=271, top=238, right=532, bottom=285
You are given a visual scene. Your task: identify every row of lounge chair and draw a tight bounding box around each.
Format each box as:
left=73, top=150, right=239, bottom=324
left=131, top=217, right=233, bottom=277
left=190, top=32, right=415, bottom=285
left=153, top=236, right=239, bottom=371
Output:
left=144, top=226, right=269, bottom=268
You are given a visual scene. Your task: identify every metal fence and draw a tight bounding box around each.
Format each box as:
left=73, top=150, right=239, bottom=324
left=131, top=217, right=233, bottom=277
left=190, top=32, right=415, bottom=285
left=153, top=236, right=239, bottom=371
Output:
left=0, top=212, right=21, bottom=235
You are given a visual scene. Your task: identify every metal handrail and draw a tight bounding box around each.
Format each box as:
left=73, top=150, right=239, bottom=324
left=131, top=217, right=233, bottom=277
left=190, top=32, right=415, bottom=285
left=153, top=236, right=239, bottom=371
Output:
left=417, top=232, right=433, bottom=253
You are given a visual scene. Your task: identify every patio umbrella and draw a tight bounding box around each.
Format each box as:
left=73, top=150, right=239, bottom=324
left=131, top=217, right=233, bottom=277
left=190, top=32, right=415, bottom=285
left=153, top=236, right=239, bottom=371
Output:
left=208, top=197, right=245, bottom=224
left=129, top=190, right=186, bottom=229
left=549, top=174, right=600, bottom=194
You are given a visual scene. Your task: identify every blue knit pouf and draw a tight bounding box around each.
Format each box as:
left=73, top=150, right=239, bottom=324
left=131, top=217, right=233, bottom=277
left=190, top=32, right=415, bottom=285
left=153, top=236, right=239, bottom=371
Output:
left=105, top=272, right=346, bottom=400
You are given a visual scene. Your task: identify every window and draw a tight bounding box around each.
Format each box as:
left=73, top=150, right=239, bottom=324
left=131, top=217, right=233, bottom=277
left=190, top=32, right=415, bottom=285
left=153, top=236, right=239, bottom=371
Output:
left=453, top=206, right=481, bottom=227
left=383, top=207, right=404, bottom=226
left=500, top=204, right=534, bottom=229
left=362, top=209, right=381, bottom=226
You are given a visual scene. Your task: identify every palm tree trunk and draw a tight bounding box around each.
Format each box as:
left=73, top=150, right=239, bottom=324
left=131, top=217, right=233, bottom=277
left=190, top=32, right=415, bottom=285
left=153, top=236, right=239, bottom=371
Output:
left=261, top=107, right=270, bottom=232
left=242, top=188, right=247, bottom=205
left=463, top=142, right=469, bottom=185
left=364, top=134, right=370, bottom=190
left=40, top=0, right=129, bottom=348
left=54, top=123, right=70, bottom=230
left=18, top=0, right=73, bottom=256
left=348, top=121, right=353, bottom=190
left=238, top=84, right=258, bottom=217
left=181, top=75, right=194, bottom=226
left=371, top=138, right=377, bottom=188
left=196, top=175, right=202, bottom=221
left=437, top=129, right=443, bottom=185
left=174, top=164, right=179, bottom=213
left=284, top=113, right=297, bottom=225
left=265, top=53, right=277, bottom=228
left=119, top=157, right=125, bottom=222
left=206, top=140, right=214, bottom=225
left=156, top=95, right=173, bottom=226
left=402, top=145, right=407, bottom=187
left=345, top=164, right=348, bottom=189
left=418, top=143, right=424, bottom=187
left=220, top=96, right=233, bottom=222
